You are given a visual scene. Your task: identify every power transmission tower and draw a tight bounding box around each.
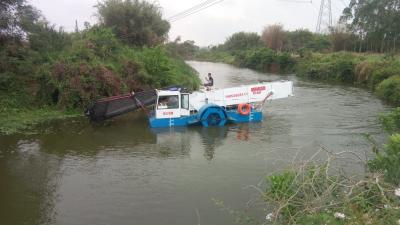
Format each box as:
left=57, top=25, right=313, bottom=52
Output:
left=316, top=0, right=332, bottom=33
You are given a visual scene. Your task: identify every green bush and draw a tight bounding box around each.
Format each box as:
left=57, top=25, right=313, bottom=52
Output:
left=376, top=75, right=400, bottom=106
left=241, top=48, right=275, bottom=70
left=276, top=52, right=295, bottom=72
left=0, top=72, right=17, bottom=91
left=370, top=65, right=400, bottom=89
left=268, top=171, right=296, bottom=201
left=334, top=58, right=355, bottom=82
left=231, top=48, right=295, bottom=73
left=138, top=46, right=200, bottom=89
left=263, top=161, right=399, bottom=224
left=370, top=108, right=400, bottom=185
left=195, top=47, right=296, bottom=73
left=265, top=165, right=340, bottom=222
left=380, top=108, right=400, bottom=134
left=39, top=27, right=200, bottom=109
left=368, top=134, right=400, bottom=185
left=296, top=53, right=357, bottom=82
left=195, top=50, right=235, bottom=64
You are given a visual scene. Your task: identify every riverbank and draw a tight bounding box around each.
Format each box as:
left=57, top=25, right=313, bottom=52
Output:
left=0, top=107, right=80, bottom=135
left=0, top=27, right=200, bottom=135
left=196, top=48, right=296, bottom=73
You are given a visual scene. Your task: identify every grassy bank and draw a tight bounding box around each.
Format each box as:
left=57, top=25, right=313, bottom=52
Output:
left=296, top=52, right=400, bottom=106
left=0, top=107, right=80, bottom=135
left=0, top=27, right=200, bottom=135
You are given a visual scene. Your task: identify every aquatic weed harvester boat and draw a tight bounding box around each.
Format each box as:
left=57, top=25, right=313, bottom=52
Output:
left=86, top=81, right=294, bottom=128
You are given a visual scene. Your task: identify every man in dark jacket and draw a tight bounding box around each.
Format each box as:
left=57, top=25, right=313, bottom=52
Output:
left=204, top=73, right=214, bottom=87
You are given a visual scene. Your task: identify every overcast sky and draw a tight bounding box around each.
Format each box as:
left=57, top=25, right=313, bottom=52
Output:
left=29, top=0, right=349, bottom=46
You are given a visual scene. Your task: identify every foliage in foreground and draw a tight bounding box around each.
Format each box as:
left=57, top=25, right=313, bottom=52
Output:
left=368, top=108, right=400, bottom=185
left=216, top=150, right=400, bottom=225
left=261, top=109, right=400, bottom=224
left=264, top=155, right=399, bottom=224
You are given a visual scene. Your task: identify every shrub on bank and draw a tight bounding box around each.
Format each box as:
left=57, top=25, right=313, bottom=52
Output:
left=138, top=47, right=200, bottom=90
left=297, top=53, right=400, bottom=92
left=296, top=52, right=356, bottom=82
left=380, top=108, right=400, bottom=134
left=38, top=27, right=200, bottom=109
left=195, top=50, right=236, bottom=64
left=369, top=134, right=400, bottom=185
left=376, top=76, right=400, bottom=106
left=371, top=108, right=400, bottom=184
left=232, top=48, right=295, bottom=73
left=370, top=65, right=400, bottom=89
left=195, top=47, right=296, bottom=73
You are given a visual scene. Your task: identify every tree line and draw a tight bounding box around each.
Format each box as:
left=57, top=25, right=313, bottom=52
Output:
left=175, top=0, right=398, bottom=57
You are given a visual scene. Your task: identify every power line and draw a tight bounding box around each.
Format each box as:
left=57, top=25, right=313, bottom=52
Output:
left=167, top=0, right=217, bottom=21
left=168, top=0, right=224, bottom=23
left=169, top=0, right=223, bottom=22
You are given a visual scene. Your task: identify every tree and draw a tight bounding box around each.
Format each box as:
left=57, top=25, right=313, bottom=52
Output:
left=262, top=24, right=284, bottom=51
left=283, top=29, right=314, bottom=52
left=329, top=23, right=354, bottom=51
left=96, top=0, right=170, bottom=47
left=0, top=0, right=28, bottom=44
left=223, top=32, right=262, bottom=52
left=341, top=0, right=400, bottom=52
left=305, top=34, right=331, bottom=52
left=166, top=38, right=199, bottom=59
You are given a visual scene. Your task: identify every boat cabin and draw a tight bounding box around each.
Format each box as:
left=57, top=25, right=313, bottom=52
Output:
left=155, top=90, right=190, bottom=119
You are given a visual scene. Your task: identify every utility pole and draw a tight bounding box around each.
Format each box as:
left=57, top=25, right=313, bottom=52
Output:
left=316, top=0, right=332, bottom=33
left=75, top=20, right=79, bottom=33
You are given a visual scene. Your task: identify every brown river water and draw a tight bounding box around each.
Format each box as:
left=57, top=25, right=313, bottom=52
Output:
left=0, top=61, right=391, bottom=225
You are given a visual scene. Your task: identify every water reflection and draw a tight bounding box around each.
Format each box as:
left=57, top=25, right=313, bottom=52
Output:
left=0, top=117, right=259, bottom=225
left=1, top=114, right=256, bottom=160
left=0, top=138, right=60, bottom=225
left=198, top=127, right=228, bottom=160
